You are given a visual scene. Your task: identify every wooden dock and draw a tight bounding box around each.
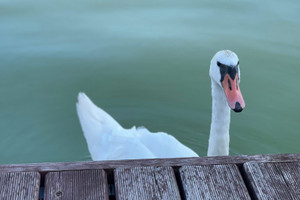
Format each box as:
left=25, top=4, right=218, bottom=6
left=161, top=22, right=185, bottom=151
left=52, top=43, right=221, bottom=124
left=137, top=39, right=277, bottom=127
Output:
left=0, top=154, right=300, bottom=200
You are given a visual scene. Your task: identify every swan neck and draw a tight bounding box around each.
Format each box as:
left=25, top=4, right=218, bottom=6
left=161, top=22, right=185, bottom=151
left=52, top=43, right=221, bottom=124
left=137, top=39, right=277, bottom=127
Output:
left=207, top=80, right=231, bottom=156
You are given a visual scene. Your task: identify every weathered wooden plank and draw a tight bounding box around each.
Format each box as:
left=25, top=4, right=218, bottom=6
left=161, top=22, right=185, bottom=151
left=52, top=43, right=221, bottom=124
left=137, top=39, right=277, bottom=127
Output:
left=179, top=164, right=251, bottom=200
left=276, top=162, right=300, bottom=198
left=0, top=172, right=40, bottom=199
left=1, top=154, right=299, bottom=172
left=243, top=162, right=300, bottom=200
left=44, top=169, right=108, bottom=200
left=114, top=166, right=180, bottom=200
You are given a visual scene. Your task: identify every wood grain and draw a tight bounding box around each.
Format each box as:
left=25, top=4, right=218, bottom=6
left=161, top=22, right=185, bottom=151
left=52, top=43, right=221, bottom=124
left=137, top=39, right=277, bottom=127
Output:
left=0, top=172, right=40, bottom=199
left=1, top=154, right=299, bottom=173
left=179, top=164, right=251, bottom=200
left=44, top=169, right=108, bottom=200
left=114, top=166, right=180, bottom=200
left=243, top=161, right=300, bottom=200
left=0, top=155, right=300, bottom=200
left=276, top=162, right=300, bottom=198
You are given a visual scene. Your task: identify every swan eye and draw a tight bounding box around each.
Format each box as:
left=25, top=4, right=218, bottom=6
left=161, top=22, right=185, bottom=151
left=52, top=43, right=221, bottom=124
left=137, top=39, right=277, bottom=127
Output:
left=237, top=61, right=240, bottom=66
left=217, top=61, right=221, bottom=67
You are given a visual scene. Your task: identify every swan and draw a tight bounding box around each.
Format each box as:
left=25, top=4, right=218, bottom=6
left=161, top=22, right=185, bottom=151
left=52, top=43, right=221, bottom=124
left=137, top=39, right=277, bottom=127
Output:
left=76, top=50, right=245, bottom=160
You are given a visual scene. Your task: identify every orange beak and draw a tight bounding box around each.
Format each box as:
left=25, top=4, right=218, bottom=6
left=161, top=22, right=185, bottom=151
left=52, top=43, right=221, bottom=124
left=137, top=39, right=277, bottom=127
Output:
left=221, top=74, right=245, bottom=112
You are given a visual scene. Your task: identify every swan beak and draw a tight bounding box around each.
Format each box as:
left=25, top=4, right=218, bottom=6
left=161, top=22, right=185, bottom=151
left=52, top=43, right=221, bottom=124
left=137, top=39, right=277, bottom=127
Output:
left=222, top=74, right=245, bottom=112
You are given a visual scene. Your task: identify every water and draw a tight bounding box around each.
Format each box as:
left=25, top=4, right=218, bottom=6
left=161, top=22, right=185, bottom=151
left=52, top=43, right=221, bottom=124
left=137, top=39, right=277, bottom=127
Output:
left=0, top=0, right=299, bottom=164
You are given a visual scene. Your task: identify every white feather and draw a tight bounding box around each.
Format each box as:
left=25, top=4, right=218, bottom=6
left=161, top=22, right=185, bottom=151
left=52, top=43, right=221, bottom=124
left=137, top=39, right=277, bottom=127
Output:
left=76, top=93, right=198, bottom=160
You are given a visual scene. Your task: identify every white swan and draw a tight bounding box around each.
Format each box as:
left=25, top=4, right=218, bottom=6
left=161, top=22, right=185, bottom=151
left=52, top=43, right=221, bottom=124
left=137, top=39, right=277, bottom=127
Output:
left=76, top=50, right=245, bottom=160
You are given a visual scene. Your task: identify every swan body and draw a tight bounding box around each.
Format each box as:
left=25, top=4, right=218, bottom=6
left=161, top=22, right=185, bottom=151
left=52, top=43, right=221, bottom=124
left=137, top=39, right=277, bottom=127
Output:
left=76, top=50, right=245, bottom=160
left=77, top=93, right=198, bottom=160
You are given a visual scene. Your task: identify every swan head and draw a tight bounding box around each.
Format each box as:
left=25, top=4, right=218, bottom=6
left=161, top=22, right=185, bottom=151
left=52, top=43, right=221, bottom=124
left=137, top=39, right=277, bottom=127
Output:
left=209, top=50, right=245, bottom=112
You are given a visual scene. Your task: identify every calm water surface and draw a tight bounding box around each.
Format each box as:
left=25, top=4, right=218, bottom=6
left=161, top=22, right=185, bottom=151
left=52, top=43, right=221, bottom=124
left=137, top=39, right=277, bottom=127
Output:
left=0, top=0, right=299, bottom=164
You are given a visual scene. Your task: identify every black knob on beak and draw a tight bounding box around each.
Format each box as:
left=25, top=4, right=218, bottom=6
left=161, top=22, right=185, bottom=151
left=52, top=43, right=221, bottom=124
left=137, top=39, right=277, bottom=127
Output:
left=233, top=102, right=243, bottom=113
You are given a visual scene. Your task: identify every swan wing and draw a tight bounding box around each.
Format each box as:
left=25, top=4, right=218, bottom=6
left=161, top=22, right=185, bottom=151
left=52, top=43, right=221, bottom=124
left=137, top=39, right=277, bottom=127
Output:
left=76, top=92, right=122, bottom=160
left=99, top=126, right=198, bottom=160
left=135, top=127, right=199, bottom=158
left=76, top=93, right=199, bottom=160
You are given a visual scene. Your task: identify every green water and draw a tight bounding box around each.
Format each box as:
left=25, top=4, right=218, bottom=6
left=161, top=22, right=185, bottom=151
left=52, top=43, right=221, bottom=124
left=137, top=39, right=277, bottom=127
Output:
left=0, top=0, right=299, bottom=164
